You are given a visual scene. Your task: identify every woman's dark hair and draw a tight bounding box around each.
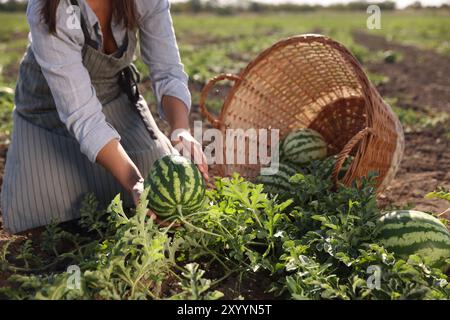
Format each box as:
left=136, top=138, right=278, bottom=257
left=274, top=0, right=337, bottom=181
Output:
left=42, top=0, right=137, bottom=34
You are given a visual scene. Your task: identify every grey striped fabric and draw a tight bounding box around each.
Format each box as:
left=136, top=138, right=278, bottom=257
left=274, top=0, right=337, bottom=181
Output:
left=1, top=29, right=175, bottom=234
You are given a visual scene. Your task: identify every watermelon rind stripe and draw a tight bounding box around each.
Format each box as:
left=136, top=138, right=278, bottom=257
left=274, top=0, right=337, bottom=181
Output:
left=385, top=247, right=450, bottom=265
left=256, top=162, right=299, bottom=194
left=383, top=241, right=450, bottom=255
left=379, top=215, right=449, bottom=232
left=283, top=129, right=325, bottom=150
left=382, top=243, right=450, bottom=267
left=286, top=146, right=327, bottom=158
left=378, top=225, right=450, bottom=240
left=259, top=172, right=292, bottom=183
left=379, top=230, right=450, bottom=248
left=148, top=178, right=176, bottom=207
left=149, top=202, right=176, bottom=217
left=180, top=164, right=192, bottom=203
left=183, top=190, right=206, bottom=213
left=172, top=170, right=182, bottom=204
left=283, top=138, right=325, bottom=153
left=154, top=160, right=178, bottom=204
left=184, top=164, right=202, bottom=206
left=184, top=194, right=205, bottom=212
left=378, top=220, right=449, bottom=236
left=150, top=175, right=176, bottom=206
left=148, top=199, right=174, bottom=212
left=167, top=158, right=177, bottom=202
left=379, top=211, right=448, bottom=232
left=381, top=217, right=447, bottom=230
left=283, top=138, right=324, bottom=153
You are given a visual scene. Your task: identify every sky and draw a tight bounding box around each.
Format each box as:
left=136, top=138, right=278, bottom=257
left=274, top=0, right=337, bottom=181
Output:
left=172, top=0, right=450, bottom=9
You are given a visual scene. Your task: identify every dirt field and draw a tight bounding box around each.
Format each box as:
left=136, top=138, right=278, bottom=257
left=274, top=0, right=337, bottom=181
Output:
left=353, top=33, right=450, bottom=216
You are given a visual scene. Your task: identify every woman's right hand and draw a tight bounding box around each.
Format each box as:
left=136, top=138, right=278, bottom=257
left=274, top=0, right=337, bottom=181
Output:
left=96, top=139, right=178, bottom=228
left=96, top=139, right=144, bottom=196
left=130, top=177, right=180, bottom=228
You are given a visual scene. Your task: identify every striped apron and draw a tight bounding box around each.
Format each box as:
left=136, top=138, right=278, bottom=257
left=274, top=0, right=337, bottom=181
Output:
left=1, top=12, right=175, bottom=234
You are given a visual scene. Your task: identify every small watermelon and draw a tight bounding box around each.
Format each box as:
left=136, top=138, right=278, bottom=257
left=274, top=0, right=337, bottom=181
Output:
left=282, top=128, right=328, bottom=165
left=145, top=155, right=206, bottom=218
left=376, top=210, right=450, bottom=269
left=256, top=162, right=299, bottom=195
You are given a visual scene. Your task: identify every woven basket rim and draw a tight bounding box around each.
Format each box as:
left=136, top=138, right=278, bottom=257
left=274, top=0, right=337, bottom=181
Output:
left=218, top=33, right=375, bottom=131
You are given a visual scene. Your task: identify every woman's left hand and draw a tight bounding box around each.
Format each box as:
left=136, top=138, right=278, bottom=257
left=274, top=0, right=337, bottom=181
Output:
left=171, top=128, right=209, bottom=182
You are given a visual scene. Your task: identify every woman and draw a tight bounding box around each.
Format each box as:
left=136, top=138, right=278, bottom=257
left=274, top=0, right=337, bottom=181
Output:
left=1, top=0, right=208, bottom=234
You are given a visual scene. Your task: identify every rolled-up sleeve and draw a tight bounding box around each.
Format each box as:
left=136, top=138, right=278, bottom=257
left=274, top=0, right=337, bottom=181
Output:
left=26, top=0, right=121, bottom=163
left=137, top=0, right=191, bottom=120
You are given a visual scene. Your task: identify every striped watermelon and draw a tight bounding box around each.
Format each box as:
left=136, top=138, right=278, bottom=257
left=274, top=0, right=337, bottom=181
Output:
left=376, top=210, right=450, bottom=269
left=282, top=128, right=328, bottom=165
left=145, top=155, right=206, bottom=218
left=326, top=155, right=355, bottom=180
left=256, top=162, right=299, bottom=195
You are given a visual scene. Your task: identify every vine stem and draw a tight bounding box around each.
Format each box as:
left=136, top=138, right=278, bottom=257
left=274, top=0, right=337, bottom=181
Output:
left=177, top=206, right=223, bottom=238
left=200, top=238, right=231, bottom=272
left=250, top=208, right=264, bottom=229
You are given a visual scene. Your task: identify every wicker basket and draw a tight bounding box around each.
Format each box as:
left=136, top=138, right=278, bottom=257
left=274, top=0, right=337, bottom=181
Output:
left=200, top=34, right=404, bottom=193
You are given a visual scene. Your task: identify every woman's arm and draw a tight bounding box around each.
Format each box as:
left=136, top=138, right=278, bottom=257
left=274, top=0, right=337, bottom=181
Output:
left=96, top=139, right=144, bottom=203
left=136, top=0, right=191, bottom=122
left=137, top=0, right=208, bottom=179
left=27, top=1, right=142, bottom=198
left=162, top=96, right=190, bottom=131
left=162, top=96, right=209, bottom=180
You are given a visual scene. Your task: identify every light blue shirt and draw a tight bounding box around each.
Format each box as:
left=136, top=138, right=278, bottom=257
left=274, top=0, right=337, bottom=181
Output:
left=23, top=0, right=191, bottom=163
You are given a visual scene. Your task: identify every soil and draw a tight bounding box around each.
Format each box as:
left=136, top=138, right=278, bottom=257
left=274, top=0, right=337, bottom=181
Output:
left=354, top=32, right=450, bottom=114
left=353, top=32, right=450, bottom=217
left=0, top=32, right=449, bottom=298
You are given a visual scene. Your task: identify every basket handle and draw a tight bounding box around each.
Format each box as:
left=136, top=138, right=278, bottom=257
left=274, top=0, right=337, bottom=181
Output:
left=332, top=127, right=374, bottom=187
left=199, top=74, right=240, bottom=128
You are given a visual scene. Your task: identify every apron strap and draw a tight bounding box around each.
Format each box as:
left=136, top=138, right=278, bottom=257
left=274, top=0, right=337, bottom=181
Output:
left=69, top=0, right=100, bottom=50
left=119, top=65, right=140, bottom=105
left=119, top=65, right=158, bottom=140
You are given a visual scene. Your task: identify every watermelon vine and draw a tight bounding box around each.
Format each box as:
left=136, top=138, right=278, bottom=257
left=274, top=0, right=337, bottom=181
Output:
left=0, top=157, right=448, bottom=300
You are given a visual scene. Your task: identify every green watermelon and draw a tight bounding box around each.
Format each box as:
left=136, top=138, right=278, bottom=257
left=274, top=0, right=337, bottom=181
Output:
left=145, top=155, right=206, bottom=218
left=256, top=162, right=299, bottom=195
left=282, top=128, right=328, bottom=165
left=376, top=210, right=450, bottom=269
left=326, top=155, right=355, bottom=180
left=275, top=139, right=285, bottom=162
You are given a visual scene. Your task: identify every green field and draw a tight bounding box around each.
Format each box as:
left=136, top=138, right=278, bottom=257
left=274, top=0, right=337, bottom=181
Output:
left=173, top=10, right=450, bottom=82
left=0, top=10, right=449, bottom=135
left=1, top=10, right=449, bottom=86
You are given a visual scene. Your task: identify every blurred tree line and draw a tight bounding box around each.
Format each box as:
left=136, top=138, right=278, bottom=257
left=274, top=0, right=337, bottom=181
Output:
left=0, top=0, right=27, bottom=11
left=170, top=0, right=399, bottom=14
left=0, top=0, right=448, bottom=13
